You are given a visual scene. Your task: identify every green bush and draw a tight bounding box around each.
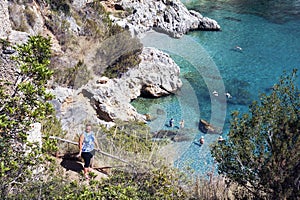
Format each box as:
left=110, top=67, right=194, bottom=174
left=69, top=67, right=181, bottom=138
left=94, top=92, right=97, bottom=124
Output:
left=94, top=31, right=143, bottom=78
left=41, top=116, right=65, bottom=155
left=102, top=49, right=142, bottom=79
left=211, top=70, right=300, bottom=199
left=53, top=60, right=91, bottom=89
left=44, top=0, right=71, bottom=16
left=0, top=35, right=60, bottom=198
left=98, top=120, right=153, bottom=154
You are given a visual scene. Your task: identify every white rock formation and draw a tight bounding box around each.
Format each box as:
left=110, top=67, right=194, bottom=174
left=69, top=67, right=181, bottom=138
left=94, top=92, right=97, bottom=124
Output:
left=50, top=47, right=182, bottom=130
left=82, top=47, right=182, bottom=122
left=111, top=0, right=220, bottom=38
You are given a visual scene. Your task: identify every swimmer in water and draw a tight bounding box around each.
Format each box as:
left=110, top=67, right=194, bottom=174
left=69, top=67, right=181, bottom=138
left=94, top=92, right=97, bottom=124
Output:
left=225, top=92, right=232, bottom=99
left=212, top=90, right=219, bottom=97
left=235, top=46, right=243, bottom=51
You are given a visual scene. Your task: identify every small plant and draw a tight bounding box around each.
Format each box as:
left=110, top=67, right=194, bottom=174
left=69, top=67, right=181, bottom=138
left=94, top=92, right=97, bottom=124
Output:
left=102, top=50, right=142, bottom=79
left=41, top=116, right=65, bottom=155
left=52, top=60, right=91, bottom=89
left=0, top=39, right=11, bottom=50
left=47, top=0, right=71, bottom=16
left=94, top=30, right=143, bottom=78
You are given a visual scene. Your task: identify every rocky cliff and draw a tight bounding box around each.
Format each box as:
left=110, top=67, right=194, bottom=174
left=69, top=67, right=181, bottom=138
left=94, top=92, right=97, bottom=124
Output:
left=0, top=0, right=220, bottom=136
left=50, top=47, right=182, bottom=135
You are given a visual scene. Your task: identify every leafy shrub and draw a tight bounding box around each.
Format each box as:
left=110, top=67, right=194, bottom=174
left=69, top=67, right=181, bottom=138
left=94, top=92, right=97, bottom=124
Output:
left=52, top=60, right=91, bottom=89
left=45, top=16, right=71, bottom=48
left=41, top=116, right=65, bottom=155
left=102, top=49, right=142, bottom=79
left=211, top=70, right=300, bottom=199
left=94, top=30, right=143, bottom=78
left=41, top=0, right=71, bottom=16
left=0, top=35, right=59, bottom=198
left=98, top=120, right=153, bottom=155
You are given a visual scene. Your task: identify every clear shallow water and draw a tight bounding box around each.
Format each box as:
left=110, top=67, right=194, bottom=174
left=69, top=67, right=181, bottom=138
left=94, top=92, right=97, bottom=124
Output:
left=132, top=1, right=300, bottom=176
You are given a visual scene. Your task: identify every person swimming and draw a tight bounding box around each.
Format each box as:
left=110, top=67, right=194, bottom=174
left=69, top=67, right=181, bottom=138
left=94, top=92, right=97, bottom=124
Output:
left=212, top=91, right=232, bottom=99
left=218, top=135, right=225, bottom=142
left=235, top=46, right=243, bottom=51
left=199, top=136, right=205, bottom=145
left=212, top=90, right=219, bottom=96
left=225, top=92, right=232, bottom=99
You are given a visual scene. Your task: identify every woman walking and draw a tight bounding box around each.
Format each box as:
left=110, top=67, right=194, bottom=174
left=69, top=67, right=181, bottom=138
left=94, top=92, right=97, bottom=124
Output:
left=77, top=124, right=99, bottom=179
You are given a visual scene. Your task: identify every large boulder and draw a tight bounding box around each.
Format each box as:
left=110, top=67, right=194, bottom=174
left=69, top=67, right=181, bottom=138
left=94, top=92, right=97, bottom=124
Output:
left=124, top=47, right=182, bottom=97
left=83, top=47, right=182, bottom=122
left=111, top=0, right=220, bottom=38
left=49, top=47, right=182, bottom=136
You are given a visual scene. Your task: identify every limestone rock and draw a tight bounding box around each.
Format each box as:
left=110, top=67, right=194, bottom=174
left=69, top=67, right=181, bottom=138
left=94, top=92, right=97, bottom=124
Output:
left=124, top=47, right=182, bottom=97
left=112, top=0, right=221, bottom=38
left=0, top=51, right=17, bottom=94
left=27, top=122, right=42, bottom=148
left=72, top=0, right=93, bottom=10
left=80, top=47, right=182, bottom=122
left=7, top=30, right=30, bottom=45
left=0, top=0, right=11, bottom=39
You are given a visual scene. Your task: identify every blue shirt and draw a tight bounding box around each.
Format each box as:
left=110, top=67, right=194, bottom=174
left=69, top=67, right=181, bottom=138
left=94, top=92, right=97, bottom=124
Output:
left=82, top=131, right=95, bottom=152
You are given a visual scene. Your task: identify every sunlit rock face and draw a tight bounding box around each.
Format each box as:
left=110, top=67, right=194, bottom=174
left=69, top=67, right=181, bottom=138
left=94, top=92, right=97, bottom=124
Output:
left=0, top=0, right=11, bottom=39
left=111, top=0, right=220, bottom=38
left=81, top=47, right=182, bottom=122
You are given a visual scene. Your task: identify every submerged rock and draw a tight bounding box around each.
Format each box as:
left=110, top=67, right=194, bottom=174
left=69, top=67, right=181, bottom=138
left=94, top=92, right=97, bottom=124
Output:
left=152, top=129, right=193, bottom=142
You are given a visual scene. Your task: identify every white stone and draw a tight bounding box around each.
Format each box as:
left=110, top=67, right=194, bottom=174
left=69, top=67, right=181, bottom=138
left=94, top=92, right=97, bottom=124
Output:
left=27, top=122, right=42, bottom=148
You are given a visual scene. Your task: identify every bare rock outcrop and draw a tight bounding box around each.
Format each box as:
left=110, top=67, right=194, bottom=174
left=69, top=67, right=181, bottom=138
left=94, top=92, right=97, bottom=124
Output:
left=111, top=0, right=220, bottom=38
left=0, top=0, right=11, bottom=39
left=50, top=47, right=182, bottom=130
left=82, top=47, right=182, bottom=122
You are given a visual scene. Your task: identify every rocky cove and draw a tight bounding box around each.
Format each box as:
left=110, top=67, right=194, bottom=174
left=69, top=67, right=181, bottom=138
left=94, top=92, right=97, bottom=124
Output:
left=0, top=0, right=220, bottom=141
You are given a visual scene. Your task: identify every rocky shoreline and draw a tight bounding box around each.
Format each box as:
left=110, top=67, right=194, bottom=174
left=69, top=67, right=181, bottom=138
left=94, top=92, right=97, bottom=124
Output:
left=0, top=0, right=220, bottom=141
left=110, top=0, right=220, bottom=38
left=50, top=47, right=182, bottom=133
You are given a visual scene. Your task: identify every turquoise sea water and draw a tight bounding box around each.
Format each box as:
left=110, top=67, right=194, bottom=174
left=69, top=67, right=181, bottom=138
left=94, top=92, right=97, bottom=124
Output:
left=132, top=0, right=300, bottom=176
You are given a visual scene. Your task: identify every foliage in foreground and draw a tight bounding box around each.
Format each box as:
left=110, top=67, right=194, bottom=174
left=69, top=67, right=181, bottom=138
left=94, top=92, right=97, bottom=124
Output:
left=211, top=70, right=300, bottom=199
left=0, top=36, right=62, bottom=198
left=10, top=166, right=188, bottom=200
